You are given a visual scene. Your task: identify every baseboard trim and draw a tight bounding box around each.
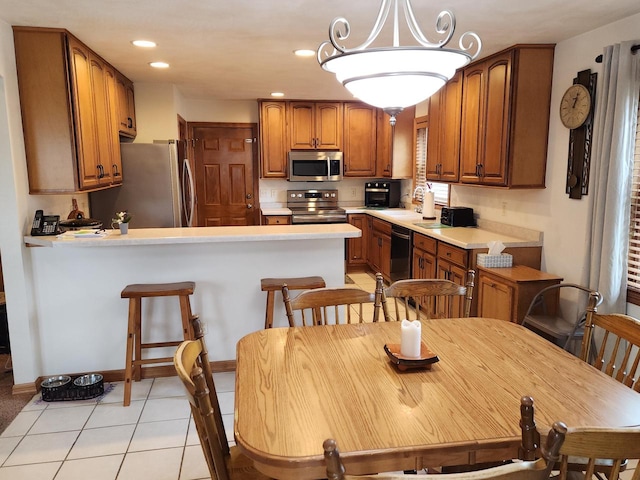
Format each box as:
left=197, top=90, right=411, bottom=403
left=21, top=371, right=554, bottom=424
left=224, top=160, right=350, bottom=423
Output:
left=13, top=359, right=236, bottom=397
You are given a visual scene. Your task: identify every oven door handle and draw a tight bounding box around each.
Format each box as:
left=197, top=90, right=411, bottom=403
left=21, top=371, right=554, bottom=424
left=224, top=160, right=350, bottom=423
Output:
left=392, top=230, right=411, bottom=241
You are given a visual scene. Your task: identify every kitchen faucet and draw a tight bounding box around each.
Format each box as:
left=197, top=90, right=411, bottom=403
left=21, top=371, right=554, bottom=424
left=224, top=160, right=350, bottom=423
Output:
left=413, top=186, right=425, bottom=213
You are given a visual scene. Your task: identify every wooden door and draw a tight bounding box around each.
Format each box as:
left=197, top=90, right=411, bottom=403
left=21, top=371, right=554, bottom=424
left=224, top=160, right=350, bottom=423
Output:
left=343, top=103, right=377, bottom=177
left=68, top=36, right=100, bottom=190
left=459, top=62, right=485, bottom=183
left=480, top=52, right=512, bottom=185
left=191, top=123, right=259, bottom=226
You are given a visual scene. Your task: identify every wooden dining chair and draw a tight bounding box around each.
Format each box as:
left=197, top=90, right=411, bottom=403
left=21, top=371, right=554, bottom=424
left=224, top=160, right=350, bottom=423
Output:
left=324, top=396, right=566, bottom=479
left=555, top=425, right=640, bottom=480
left=521, top=284, right=602, bottom=352
left=580, top=291, right=640, bottom=391
left=283, top=283, right=381, bottom=326
left=173, top=316, right=270, bottom=480
left=374, top=270, right=475, bottom=321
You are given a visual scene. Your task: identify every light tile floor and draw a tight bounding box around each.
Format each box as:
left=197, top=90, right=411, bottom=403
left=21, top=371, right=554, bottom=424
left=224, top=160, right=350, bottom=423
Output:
left=2, top=272, right=636, bottom=479
left=0, top=374, right=232, bottom=480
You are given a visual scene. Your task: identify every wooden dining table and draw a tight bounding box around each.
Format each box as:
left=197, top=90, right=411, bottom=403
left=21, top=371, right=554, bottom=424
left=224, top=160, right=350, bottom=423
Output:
left=234, top=318, right=640, bottom=479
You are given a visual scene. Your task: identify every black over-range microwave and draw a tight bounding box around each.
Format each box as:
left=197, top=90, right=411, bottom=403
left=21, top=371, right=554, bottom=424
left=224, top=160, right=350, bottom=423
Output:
left=288, top=151, right=342, bottom=181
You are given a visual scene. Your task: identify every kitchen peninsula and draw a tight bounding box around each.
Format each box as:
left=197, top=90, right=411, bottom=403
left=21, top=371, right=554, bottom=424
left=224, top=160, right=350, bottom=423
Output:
left=24, top=224, right=360, bottom=383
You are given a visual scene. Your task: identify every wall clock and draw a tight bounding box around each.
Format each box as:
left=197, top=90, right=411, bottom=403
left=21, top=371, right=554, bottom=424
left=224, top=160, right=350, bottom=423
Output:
left=565, top=69, right=597, bottom=199
left=560, top=84, right=591, bottom=129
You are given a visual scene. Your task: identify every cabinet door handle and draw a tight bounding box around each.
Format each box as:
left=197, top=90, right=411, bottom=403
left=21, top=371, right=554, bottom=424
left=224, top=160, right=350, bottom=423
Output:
left=113, top=164, right=120, bottom=177
left=127, top=117, right=133, bottom=129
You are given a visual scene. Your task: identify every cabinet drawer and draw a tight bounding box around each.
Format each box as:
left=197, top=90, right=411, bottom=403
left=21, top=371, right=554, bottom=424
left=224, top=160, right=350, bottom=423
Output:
left=438, top=242, right=468, bottom=268
left=413, top=233, right=437, bottom=255
left=371, top=218, right=392, bottom=236
left=263, top=215, right=291, bottom=225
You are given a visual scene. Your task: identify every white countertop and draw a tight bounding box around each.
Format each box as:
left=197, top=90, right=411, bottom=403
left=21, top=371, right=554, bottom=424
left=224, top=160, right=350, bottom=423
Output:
left=25, top=224, right=361, bottom=248
left=344, top=207, right=542, bottom=249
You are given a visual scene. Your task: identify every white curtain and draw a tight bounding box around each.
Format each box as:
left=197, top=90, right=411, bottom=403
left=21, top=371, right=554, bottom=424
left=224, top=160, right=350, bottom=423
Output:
left=582, top=40, right=640, bottom=313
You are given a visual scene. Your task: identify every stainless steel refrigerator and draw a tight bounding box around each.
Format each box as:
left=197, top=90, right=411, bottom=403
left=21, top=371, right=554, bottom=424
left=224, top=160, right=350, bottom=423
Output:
left=89, top=140, right=195, bottom=228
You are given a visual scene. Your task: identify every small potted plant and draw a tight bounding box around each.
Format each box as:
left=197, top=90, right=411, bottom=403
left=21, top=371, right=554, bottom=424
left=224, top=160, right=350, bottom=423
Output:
left=111, top=211, right=132, bottom=234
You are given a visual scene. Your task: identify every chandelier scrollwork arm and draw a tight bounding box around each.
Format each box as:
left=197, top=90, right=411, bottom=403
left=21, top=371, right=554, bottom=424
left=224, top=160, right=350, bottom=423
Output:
left=459, top=31, right=482, bottom=60
left=404, top=5, right=456, bottom=48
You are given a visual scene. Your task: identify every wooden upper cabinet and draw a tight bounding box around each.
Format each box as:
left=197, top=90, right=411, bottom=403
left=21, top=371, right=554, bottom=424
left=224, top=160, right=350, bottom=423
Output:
left=459, top=45, right=555, bottom=188
left=289, top=101, right=342, bottom=150
left=13, top=27, right=127, bottom=193
left=104, top=66, right=123, bottom=184
left=259, top=100, right=288, bottom=178
left=427, top=71, right=463, bottom=182
left=343, top=102, right=377, bottom=177
left=377, top=107, right=414, bottom=178
left=116, top=72, right=137, bottom=138
left=67, top=36, right=101, bottom=190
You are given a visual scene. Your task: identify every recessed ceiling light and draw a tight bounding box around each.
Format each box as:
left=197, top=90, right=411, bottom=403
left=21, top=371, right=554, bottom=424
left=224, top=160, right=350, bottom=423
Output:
left=294, top=49, right=315, bottom=57
left=271, top=92, right=285, bottom=97
left=149, top=61, right=169, bottom=69
left=131, top=40, right=156, bottom=48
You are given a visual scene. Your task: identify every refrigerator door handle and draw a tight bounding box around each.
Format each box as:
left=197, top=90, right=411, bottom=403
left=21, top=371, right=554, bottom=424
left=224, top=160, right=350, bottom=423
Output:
left=182, top=158, right=195, bottom=227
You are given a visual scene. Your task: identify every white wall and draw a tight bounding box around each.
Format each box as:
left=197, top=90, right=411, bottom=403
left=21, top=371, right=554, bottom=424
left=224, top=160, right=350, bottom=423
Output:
left=452, top=13, right=640, bottom=287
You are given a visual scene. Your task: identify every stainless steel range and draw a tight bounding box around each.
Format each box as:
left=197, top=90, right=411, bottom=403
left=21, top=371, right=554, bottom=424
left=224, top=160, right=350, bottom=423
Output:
left=287, top=189, right=347, bottom=224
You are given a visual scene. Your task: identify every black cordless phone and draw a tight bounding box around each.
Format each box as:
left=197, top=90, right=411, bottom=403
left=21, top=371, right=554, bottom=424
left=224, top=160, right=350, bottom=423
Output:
left=31, top=210, right=60, bottom=236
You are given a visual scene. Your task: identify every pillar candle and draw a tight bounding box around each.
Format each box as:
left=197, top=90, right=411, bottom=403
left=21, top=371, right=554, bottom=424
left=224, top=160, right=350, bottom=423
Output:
left=400, top=319, right=421, bottom=358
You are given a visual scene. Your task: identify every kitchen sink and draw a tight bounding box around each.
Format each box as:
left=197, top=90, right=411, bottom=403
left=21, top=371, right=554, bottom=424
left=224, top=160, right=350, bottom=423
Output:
left=413, top=222, right=451, bottom=229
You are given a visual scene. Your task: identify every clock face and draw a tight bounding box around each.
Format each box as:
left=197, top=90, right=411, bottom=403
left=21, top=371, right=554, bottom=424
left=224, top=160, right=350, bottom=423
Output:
left=560, top=84, right=591, bottom=129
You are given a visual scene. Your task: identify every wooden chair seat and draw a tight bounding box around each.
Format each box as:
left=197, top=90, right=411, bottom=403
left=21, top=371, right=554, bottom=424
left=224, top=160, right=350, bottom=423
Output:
left=260, top=276, right=326, bottom=328
left=174, top=317, right=270, bottom=480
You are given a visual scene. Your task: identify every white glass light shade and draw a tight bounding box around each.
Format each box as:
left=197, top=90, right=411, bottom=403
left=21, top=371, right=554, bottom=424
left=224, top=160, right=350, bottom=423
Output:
left=321, top=48, right=472, bottom=109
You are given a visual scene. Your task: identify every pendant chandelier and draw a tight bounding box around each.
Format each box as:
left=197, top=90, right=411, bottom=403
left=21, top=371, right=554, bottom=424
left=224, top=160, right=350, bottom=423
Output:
left=317, top=0, right=481, bottom=125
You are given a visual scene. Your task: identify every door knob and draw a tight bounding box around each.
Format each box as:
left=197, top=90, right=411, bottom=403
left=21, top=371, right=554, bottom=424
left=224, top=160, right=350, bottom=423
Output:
left=247, top=204, right=253, bottom=209
left=246, top=193, right=253, bottom=199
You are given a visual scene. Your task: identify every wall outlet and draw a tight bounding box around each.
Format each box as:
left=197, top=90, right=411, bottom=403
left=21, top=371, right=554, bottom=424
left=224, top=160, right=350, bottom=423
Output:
left=351, top=188, right=357, bottom=198
left=271, top=189, right=277, bottom=199
left=501, top=202, right=507, bottom=216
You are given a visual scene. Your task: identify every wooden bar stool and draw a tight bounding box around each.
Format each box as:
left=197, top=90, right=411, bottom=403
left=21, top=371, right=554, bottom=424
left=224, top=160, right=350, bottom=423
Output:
left=121, top=281, right=196, bottom=406
left=260, top=276, right=325, bottom=328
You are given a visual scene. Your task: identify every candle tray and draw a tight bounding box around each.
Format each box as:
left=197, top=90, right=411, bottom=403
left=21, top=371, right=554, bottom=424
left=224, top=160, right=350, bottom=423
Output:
left=384, top=343, right=439, bottom=371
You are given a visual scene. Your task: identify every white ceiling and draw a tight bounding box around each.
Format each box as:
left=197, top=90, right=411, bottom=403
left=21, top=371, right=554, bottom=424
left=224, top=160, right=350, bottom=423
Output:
left=1, top=0, right=639, bottom=102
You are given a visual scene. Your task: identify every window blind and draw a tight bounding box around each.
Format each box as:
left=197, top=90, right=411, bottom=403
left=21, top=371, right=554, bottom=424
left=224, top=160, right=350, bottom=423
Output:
left=414, top=125, right=449, bottom=205
left=628, top=91, right=640, bottom=294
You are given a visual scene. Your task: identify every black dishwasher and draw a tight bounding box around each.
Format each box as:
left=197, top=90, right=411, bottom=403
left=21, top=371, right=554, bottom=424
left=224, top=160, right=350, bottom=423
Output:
left=390, top=225, right=411, bottom=282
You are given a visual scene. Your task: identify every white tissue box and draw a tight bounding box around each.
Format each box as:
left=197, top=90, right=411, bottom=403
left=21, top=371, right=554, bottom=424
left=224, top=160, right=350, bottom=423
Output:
left=477, top=253, right=513, bottom=268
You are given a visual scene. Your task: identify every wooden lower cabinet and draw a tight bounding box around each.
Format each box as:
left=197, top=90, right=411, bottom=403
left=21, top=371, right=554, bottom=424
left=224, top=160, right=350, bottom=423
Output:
left=367, top=217, right=391, bottom=281
left=436, top=243, right=469, bottom=319
left=412, top=233, right=437, bottom=315
left=477, top=265, right=563, bottom=323
left=347, top=214, right=367, bottom=267
left=261, top=215, right=291, bottom=225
